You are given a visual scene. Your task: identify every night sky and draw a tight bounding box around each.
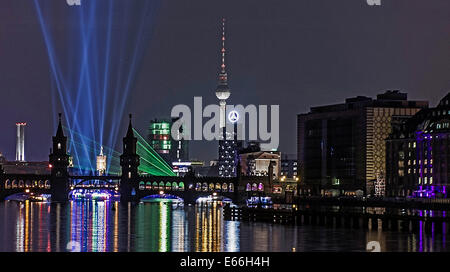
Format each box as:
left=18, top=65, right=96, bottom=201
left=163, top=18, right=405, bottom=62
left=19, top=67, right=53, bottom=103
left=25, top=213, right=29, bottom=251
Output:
left=0, top=0, right=449, bottom=163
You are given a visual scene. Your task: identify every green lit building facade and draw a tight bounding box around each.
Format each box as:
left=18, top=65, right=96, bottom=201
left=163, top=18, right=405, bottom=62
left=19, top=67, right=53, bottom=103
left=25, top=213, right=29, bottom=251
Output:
left=148, top=118, right=189, bottom=166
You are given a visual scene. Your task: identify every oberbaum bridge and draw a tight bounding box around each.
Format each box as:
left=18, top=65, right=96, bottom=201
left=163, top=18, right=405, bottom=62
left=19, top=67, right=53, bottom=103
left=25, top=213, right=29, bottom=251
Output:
left=0, top=114, right=273, bottom=203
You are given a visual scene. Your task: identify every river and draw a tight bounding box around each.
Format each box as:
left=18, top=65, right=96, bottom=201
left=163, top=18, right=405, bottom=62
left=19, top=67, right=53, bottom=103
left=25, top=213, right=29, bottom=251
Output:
left=0, top=200, right=448, bottom=252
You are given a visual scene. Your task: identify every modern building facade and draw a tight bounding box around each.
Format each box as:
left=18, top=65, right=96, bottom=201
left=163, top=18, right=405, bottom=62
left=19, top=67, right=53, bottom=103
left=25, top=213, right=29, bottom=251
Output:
left=297, top=91, right=428, bottom=196
left=386, top=92, right=450, bottom=198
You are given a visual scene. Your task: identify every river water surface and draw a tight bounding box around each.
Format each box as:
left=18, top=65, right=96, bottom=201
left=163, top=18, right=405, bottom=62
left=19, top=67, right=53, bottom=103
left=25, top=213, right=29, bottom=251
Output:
left=0, top=200, right=448, bottom=252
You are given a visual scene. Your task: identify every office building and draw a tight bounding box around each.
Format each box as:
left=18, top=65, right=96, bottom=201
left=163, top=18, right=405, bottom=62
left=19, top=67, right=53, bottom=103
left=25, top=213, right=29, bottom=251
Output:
left=297, top=90, right=428, bottom=196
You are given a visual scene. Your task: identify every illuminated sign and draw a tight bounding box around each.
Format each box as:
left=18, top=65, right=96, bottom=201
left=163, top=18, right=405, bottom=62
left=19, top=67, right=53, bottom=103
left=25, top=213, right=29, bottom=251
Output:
left=228, top=110, right=239, bottom=123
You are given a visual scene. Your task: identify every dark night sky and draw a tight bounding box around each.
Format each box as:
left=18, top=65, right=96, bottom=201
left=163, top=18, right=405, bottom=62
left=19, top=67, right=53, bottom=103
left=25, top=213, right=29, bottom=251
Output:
left=0, top=0, right=449, bottom=163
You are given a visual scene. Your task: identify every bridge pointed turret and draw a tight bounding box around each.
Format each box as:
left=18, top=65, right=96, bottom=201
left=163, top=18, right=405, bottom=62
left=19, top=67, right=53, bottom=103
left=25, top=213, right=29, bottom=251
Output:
left=56, top=113, right=65, bottom=138
left=126, top=114, right=134, bottom=139
left=120, top=114, right=140, bottom=202
left=49, top=113, right=69, bottom=202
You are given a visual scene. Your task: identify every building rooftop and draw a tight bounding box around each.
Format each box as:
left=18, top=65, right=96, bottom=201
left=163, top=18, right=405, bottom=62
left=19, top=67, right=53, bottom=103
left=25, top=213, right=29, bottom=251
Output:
left=301, top=90, right=428, bottom=115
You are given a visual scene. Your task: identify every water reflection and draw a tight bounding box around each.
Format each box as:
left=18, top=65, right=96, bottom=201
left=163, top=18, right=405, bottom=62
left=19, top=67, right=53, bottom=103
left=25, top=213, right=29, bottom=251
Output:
left=2, top=200, right=450, bottom=252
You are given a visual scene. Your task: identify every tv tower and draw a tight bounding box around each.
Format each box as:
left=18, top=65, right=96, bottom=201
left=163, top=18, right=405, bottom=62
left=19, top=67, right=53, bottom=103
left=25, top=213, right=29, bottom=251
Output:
left=15, top=122, right=26, bottom=162
left=215, top=18, right=230, bottom=129
left=215, top=18, right=239, bottom=178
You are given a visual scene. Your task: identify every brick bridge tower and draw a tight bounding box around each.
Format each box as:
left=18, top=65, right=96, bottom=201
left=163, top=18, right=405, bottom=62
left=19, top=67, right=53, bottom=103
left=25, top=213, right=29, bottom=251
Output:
left=49, top=113, right=70, bottom=202
left=120, top=114, right=140, bottom=202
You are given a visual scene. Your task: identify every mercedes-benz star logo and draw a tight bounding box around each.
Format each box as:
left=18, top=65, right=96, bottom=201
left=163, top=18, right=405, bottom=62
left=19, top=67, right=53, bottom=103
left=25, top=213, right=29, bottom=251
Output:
left=228, top=111, right=239, bottom=123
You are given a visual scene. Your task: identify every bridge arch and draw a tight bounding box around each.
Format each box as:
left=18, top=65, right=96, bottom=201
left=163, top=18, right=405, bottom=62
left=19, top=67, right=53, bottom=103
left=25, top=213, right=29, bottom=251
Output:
left=5, top=179, right=11, bottom=189
left=165, top=182, right=171, bottom=191
left=229, top=183, right=234, bottom=192
left=12, top=180, right=17, bottom=189
left=71, top=178, right=117, bottom=188
left=172, top=182, right=178, bottom=191
left=258, top=183, right=264, bottom=192
left=38, top=180, right=44, bottom=188
left=222, top=183, right=228, bottom=192
left=208, top=183, right=214, bottom=191
left=202, top=182, right=208, bottom=192
left=18, top=180, right=24, bottom=188
left=246, top=183, right=251, bottom=191
left=252, top=183, right=258, bottom=192
left=178, top=182, right=185, bottom=191
left=44, top=180, right=50, bottom=189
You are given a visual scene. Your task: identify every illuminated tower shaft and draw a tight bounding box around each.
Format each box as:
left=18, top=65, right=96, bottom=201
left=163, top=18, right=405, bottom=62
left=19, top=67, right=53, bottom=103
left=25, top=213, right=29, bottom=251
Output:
left=215, top=18, right=230, bottom=129
left=15, top=123, right=26, bottom=162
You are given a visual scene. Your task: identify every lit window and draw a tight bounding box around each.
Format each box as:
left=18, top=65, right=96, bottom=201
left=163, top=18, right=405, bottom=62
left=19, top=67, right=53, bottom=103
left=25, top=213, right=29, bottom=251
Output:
left=58, top=143, right=61, bottom=150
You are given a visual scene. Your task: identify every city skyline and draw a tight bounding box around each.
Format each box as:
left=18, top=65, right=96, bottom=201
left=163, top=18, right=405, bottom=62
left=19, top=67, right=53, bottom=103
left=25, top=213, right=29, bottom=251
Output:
left=0, top=0, right=449, bottom=163
left=1, top=0, right=450, bottom=256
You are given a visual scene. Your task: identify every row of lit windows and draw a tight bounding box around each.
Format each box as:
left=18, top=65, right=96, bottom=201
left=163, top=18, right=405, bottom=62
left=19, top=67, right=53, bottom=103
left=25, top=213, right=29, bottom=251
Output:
left=432, top=109, right=450, bottom=116
left=407, top=159, right=433, bottom=166
left=419, top=177, right=433, bottom=185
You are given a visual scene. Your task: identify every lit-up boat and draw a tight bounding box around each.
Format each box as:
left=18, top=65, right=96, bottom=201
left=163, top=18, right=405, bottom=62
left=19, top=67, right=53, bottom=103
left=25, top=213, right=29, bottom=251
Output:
left=5, top=193, right=50, bottom=202
left=246, top=196, right=273, bottom=208
left=140, top=194, right=184, bottom=206
left=196, top=194, right=233, bottom=206
left=70, top=189, right=119, bottom=201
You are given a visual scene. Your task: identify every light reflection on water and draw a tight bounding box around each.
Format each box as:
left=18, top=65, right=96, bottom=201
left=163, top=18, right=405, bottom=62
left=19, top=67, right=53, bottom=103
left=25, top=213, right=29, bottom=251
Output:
left=1, top=200, right=450, bottom=252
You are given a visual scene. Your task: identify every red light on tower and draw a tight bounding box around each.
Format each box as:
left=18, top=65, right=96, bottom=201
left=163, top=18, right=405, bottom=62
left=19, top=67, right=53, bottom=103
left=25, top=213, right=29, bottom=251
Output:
left=48, top=164, right=53, bottom=169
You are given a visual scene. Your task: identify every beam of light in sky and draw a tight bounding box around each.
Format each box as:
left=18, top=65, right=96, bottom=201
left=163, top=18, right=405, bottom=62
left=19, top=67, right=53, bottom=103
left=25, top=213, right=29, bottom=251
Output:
left=33, top=0, right=161, bottom=173
left=63, top=126, right=175, bottom=177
